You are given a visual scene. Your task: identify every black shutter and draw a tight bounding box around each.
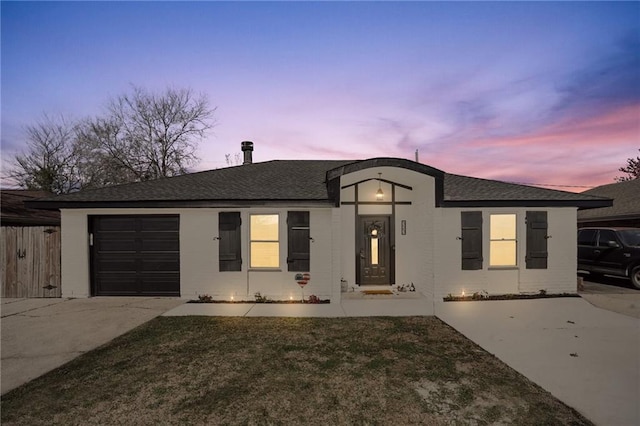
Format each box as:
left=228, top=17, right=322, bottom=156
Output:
left=526, top=211, right=548, bottom=269
left=287, top=211, right=310, bottom=272
left=461, top=211, right=483, bottom=270
left=219, top=212, right=241, bottom=271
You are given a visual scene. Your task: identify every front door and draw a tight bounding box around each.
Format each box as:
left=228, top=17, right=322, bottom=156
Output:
left=357, top=216, right=391, bottom=285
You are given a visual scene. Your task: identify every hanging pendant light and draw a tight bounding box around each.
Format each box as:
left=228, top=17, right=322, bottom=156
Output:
left=376, top=173, right=384, bottom=200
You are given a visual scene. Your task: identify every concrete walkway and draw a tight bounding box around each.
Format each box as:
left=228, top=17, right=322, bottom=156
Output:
left=1, top=297, right=184, bottom=395
left=435, top=298, right=640, bottom=426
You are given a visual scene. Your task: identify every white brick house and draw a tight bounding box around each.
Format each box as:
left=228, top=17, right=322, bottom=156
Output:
left=29, top=143, right=610, bottom=306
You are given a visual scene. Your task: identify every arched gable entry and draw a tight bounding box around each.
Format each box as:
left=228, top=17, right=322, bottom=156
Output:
left=340, top=175, right=413, bottom=285
left=327, top=158, right=445, bottom=286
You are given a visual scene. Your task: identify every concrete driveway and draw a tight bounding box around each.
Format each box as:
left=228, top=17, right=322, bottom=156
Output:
left=1, top=297, right=184, bottom=395
left=436, top=298, right=639, bottom=426
left=579, top=275, right=640, bottom=319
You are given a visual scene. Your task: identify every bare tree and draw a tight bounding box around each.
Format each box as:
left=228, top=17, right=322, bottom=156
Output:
left=615, top=149, right=640, bottom=182
left=75, top=118, right=140, bottom=187
left=7, top=114, right=82, bottom=194
left=6, top=86, right=215, bottom=192
left=225, top=152, right=241, bottom=167
left=84, top=86, right=215, bottom=181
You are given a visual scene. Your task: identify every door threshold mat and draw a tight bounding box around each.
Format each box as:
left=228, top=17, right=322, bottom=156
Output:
left=362, top=290, right=394, bottom=295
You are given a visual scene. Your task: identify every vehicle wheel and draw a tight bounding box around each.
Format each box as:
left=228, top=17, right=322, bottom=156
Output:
left=631, top=266, right=640, bottom=290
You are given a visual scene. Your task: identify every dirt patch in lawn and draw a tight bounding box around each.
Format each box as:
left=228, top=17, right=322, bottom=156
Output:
left=1, top=317, right=591, bottom=425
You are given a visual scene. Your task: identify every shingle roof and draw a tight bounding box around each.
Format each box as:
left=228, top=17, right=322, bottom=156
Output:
left=1, top=190, right=61, bottom=226
left=577, top=179, right=640, bottom=222
left=27, top=158, right=610, bottom=209
left=29, top=160, right=355, bottom=205
left=443, top=174, right=607, bottom=202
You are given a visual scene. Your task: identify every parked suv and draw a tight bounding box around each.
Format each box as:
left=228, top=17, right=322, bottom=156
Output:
left=578, top=227, right=640, bottom=289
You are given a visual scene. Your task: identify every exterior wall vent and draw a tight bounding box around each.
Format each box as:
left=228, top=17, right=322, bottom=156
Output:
left=241, top=141, right=254, bottom=165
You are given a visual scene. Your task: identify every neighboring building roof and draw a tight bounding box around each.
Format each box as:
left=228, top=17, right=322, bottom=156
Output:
left=26, top=158, right=611, bottom=210
left=1, top=190, right=61, bottom=226
left=577, top=179, right=640, bottom=223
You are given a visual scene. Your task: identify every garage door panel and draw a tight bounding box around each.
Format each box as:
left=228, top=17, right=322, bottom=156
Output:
left=140, top=239, right=180, bottom=252
left=91, top=215, right=180, bottom=296
left=98, top=231, right=137, bottom=238
left=98, top=239, right=137, bottom=252
left=97, top=259, right=137, bottom=272
left=96, top=274, right=138, bottom=294
left=140, top=259, right=181, bottom=272
left=140, top=217, right=180, bottom=231
left=138, top=231, right=179, bottom=238
left=96, top=217, right=137, bottom=232
left=140, top=274, right=180, bottom=293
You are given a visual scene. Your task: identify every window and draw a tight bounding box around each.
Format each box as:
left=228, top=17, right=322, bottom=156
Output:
left=619, top=229, right=640, bottom=247
left=287, top=211, right=310, bottom=272
left=578, top=229, right=597, bottom=246
left=597, top=230, right=618, bottom=247
left=371, top=229, right=379, bottom=265
left=219, top=212, right=241, bottom=271
left=490, top=214, right=517, bottom=267
left=250, top=214, right=279, bottom=268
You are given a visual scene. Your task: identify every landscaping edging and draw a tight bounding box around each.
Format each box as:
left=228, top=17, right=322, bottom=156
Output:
left=443, top=293, right=580, bottom=302
left=190, top=292, right=330, bottom=304
left=188, top=300, right=331, bottom=304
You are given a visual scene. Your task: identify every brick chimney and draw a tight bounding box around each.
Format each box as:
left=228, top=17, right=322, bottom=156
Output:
left=241, top=141, right=254, bottom=165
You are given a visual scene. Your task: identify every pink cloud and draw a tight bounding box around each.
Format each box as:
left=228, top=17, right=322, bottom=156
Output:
left=423, top=104, right=639, bottom=192
left=470, top=104, right=639, bottom=149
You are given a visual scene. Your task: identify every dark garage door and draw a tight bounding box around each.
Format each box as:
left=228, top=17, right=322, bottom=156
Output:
left=91, top=215, right=180, bottom=296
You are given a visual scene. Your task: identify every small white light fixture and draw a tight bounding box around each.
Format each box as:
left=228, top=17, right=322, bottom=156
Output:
left=376, top=173, right=384, bottom=201
left=230, top=295, right=234, bottom=301
left=461, top=290, right=465, bottom=297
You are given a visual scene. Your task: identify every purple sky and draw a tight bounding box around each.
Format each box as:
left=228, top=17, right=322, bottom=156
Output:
left=2, top=1, right=638, bottom=192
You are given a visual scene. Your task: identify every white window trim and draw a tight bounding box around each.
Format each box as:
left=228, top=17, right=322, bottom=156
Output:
left=249, top=213, right=280, bottom=269
left=489, top=213, right=518, bottom=268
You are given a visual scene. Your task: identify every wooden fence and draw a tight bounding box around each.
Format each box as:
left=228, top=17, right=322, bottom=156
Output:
left=1, top=226, right=61, bottom=298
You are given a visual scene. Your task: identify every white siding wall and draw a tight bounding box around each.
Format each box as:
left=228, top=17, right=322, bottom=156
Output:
left=60, top=210, right=90, bottom=297
left=60, top=207, right=335, bottom=300
left=434, top=207, right=578, bottom=299
left=331, top=208, right=343, bottom=298
left=339, top=203, right=356, bottom=291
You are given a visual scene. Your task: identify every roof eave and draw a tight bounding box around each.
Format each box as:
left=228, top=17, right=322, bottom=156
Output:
left=326, top=158, right=445, bottom=181
left=25, top=199, right=337, bottom=210
left=441, top=199, right=613, bottom=209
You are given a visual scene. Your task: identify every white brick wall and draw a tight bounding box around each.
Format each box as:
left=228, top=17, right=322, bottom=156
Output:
left=434, top=207, right=579, bottom=300
left=60, top=181, right=579, bottom=302
left=61, top=207, right=336, bottom=300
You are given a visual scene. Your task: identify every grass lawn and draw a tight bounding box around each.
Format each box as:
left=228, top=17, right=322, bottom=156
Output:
left=1, top=316, right=591, bottom=425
